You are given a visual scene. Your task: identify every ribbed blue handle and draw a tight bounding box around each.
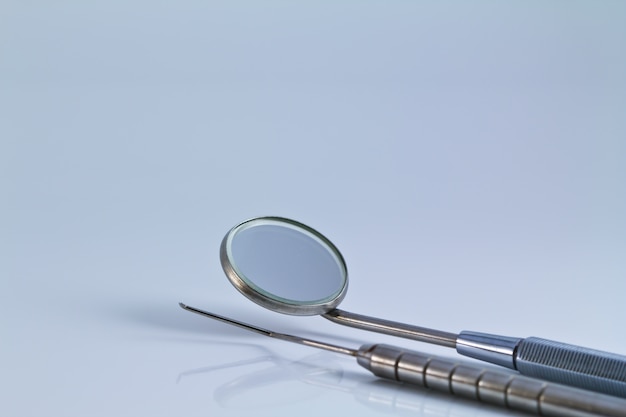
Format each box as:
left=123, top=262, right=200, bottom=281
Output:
left=515, top=337, right=626, bottom=398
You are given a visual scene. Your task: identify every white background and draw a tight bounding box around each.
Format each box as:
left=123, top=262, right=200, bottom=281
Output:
left=2, top=1, right=625, bottom=416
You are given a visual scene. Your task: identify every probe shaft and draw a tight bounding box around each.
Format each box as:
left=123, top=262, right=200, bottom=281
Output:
left=180, top=303, right=356, bottom=357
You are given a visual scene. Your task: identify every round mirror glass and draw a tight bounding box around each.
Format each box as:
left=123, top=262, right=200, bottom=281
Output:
left=221, top=217, right=348, bottom=315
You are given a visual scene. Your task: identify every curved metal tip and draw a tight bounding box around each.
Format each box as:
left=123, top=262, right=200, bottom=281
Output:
left=177, top=303, right=357, bottom=356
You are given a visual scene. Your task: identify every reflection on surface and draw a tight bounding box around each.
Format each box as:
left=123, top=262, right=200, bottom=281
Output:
left=353, top=379, right=523, bottom=417
left=215, top=353, right=343, bottom=408
left=179, top=347, right=343, bottom=408
left=178, top=345, right=523, bottom=417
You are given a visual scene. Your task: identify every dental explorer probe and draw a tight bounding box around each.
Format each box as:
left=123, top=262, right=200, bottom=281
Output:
left=179, top=303, right=626, bottom=417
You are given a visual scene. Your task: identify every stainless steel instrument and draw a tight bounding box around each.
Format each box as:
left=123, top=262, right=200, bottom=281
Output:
left=179, top=303, right=626, bottom=417
left=218, top=216, right=626, bottom=397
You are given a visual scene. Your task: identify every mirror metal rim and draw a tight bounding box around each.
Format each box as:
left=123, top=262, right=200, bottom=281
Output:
left=220, top=216, right=349, bottom=316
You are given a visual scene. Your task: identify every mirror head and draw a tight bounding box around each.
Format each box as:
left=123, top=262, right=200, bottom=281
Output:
left=220, top=217, right=348, bottom=315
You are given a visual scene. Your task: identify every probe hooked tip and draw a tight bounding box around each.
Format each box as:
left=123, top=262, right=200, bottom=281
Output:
left=178, top=302, right=358, bottom=357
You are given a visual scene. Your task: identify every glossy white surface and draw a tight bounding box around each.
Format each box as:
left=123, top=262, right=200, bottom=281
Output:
left=2, top=1, right=625, bottom=416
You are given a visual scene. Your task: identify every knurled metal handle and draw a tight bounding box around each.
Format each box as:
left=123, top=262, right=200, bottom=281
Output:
left=357, top=344, right=626, bottom=417
left=515, top=337, right=626, bottom=398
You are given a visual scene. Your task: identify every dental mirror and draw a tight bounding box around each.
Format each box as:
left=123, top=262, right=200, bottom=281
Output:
left=219, top=216, right=626, bottom=397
